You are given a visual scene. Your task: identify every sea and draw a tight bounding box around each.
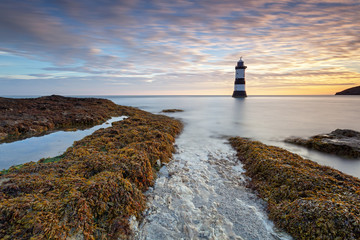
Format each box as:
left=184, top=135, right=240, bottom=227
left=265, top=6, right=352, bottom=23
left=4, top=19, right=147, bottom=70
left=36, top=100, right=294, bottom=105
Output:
left=105, top=95, right=360, bottom=177
left=1, top=95, right=359, bottom=239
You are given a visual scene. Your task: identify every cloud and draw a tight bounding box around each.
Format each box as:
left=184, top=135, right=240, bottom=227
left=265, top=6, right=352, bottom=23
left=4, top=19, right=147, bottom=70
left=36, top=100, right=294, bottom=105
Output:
left=0, top=0, right=359, bottom=95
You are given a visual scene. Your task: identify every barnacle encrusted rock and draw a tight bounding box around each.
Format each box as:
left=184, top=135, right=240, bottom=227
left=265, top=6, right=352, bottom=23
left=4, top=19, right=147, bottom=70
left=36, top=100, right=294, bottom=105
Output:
left=229, top=137, right=360, bottom=240
left=0, top=106, right=183, bottom=239
left=0, top=95, right=125, bottom=143
left=285, top=129, right=360, bottom=158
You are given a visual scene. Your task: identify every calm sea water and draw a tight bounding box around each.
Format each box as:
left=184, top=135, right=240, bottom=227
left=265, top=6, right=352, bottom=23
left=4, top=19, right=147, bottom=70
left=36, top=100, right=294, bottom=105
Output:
left=1, top=95, right=359, bottom=178
left=105, top=95, right=360, bottom=178
left=0, top=116, right=125, bottom=169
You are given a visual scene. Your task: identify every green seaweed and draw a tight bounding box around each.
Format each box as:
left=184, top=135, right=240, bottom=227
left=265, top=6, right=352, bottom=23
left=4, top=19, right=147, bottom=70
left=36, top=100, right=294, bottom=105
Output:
left=38, top=154, right=66, bottom=164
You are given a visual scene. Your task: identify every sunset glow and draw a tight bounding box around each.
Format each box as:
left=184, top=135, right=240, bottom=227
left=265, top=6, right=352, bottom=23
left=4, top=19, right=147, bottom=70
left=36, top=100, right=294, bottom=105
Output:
left=1, top=0, right=359, bottom=95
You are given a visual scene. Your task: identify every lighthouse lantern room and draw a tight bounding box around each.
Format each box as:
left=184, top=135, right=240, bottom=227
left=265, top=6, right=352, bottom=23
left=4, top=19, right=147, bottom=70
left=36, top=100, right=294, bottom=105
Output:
left=232, top=57, right=247, bottom=98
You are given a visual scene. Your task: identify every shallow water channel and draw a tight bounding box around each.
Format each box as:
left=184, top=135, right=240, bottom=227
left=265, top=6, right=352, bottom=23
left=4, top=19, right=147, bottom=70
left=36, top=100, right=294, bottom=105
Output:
left=0, top=116, right=126, bottom=170
left=135, top=114, right=292, bottom=239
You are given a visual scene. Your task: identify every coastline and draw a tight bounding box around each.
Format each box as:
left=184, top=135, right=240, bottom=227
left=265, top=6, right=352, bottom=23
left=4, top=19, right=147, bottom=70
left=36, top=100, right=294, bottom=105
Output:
left=230, top=137, right=360, bottom=239
left=0, top=101, right=183, bottom=239
left=1, top=95, right=360, bottom=238
left=0, top=95, right=126, bottom=143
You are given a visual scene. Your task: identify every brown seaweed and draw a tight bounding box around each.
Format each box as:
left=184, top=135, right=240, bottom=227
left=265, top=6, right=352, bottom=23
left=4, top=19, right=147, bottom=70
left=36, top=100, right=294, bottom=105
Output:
left=229, top=137, right=360, bottom=240
left=0, top=95, right=128, bottom=143
left=0, top=107, right=183, bottom=239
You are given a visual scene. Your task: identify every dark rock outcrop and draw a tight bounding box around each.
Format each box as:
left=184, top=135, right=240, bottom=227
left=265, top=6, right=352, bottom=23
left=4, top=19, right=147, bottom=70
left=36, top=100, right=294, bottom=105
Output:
left=335, top=86, right=360, bottom=95
left=161, top=109, right=184, bottom=113
left=285, top=129, right=360, bottom=158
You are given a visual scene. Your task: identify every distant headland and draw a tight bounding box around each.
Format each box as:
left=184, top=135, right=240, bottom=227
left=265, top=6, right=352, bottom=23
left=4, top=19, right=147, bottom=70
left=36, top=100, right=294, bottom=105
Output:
left=335, top=86, right=360, bottom=95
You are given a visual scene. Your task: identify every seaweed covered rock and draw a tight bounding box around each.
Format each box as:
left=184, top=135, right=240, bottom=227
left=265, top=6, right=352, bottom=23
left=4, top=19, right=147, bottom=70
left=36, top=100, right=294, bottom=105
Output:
left=0, top=95, right=126, bottom=143
left=229, top=137, right=360, bottom=240
left=0, top=107, right=183, bottom=239
left=161, top=109, right=184, bottom=113
left=285, top=129, right=360, bottom=158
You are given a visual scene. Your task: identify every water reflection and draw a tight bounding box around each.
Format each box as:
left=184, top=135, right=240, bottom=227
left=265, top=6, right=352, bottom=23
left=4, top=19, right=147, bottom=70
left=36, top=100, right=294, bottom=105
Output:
left=0, top=116, right=126, bottom=170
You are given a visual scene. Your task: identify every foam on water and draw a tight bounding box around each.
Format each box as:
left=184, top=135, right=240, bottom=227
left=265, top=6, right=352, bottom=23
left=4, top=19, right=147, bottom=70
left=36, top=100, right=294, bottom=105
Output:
left=135, top=118, right=292, bottom=239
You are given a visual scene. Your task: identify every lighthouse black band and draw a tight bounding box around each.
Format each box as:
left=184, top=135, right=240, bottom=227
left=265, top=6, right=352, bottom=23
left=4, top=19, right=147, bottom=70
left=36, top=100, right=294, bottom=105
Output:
left=232, top=91, right=247, bottom=97
left=235, top=79, right=245, bottom=84
left=235, top=66, right=247, bottom=70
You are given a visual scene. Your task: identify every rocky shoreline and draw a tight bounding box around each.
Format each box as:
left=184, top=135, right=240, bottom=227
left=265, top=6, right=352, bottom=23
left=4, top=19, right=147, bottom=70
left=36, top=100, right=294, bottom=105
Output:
left=0, top=103, right=183, bottom=239
left=230, top=137, right=360, bottom=239
left=285, top=129, right=360, bottom=159
left=0, top=95, right=125, bottom=143
left=1, top=95, right=359, bottom=239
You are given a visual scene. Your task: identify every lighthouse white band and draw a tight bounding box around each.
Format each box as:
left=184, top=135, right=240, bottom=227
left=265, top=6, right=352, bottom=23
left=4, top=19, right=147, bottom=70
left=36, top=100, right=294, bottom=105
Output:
left=234, top=84, right=245, bottom=91
left=235, top=70, right=245, bottom=78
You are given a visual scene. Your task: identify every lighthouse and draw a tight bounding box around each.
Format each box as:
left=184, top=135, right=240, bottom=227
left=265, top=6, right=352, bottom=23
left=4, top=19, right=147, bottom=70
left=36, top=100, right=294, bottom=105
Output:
left=232, top=57, right=247, bottom=98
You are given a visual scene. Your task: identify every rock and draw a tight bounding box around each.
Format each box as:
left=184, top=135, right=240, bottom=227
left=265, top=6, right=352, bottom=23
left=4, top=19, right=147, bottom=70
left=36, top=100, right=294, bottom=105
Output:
left=66, top=231, right=84, bottom=240
left=0, top=106, right=183, bottom=239
left=0, top=95, right=127, bottom=143
left=229, top=137, right=360, bottom=240
left=285, top=129, right=360, bottom=158
left=331, top=129, right=360, bottom=138
left=129, top=216, right=139, bottom=236
left=161, top=109, right=184, bottom=113
left=156, top=159, right=161, bottom=167
left=0, top=178, right=10, bottom=186
left=0, top=132, right=7, bottom=141
left=335, top=86, right=360, bottom=95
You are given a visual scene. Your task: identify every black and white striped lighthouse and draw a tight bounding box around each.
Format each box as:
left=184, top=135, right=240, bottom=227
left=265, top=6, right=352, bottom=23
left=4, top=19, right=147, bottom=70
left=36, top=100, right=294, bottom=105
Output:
left=232, top=57, right=247, bottom=98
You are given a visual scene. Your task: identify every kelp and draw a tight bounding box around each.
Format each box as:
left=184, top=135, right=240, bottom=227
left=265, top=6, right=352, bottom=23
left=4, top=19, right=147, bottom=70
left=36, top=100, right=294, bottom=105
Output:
left=229, top=137, right=360, bottom=240
left=0, top=107, right=183, bottom=239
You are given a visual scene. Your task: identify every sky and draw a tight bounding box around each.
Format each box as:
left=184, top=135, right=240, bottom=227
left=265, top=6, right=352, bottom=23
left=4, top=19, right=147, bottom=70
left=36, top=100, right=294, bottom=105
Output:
left=1, top=0, right=360, bottom=96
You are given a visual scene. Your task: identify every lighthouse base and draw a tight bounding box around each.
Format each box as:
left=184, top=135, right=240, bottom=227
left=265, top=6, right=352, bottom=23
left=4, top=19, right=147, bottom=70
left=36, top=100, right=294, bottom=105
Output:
left=232, top=91, right=247, bottom=98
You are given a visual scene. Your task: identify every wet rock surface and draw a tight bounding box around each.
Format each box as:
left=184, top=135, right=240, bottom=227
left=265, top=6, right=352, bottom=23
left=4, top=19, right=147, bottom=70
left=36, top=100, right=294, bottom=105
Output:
left=0, top=95, right=125, bottom=143
left=285, top=129, right=360, bottom=158
left=136, top=132, right=290, bottom=239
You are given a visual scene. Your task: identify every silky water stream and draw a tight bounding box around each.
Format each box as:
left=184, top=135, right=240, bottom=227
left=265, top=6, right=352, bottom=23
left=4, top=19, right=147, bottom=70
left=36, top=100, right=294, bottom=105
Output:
left=134, top=117, right=292, bottom=240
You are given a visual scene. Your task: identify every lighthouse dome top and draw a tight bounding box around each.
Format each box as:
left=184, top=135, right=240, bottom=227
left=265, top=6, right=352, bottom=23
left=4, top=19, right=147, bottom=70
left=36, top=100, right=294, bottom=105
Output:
left=236, top=57, right=246, bottom=67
